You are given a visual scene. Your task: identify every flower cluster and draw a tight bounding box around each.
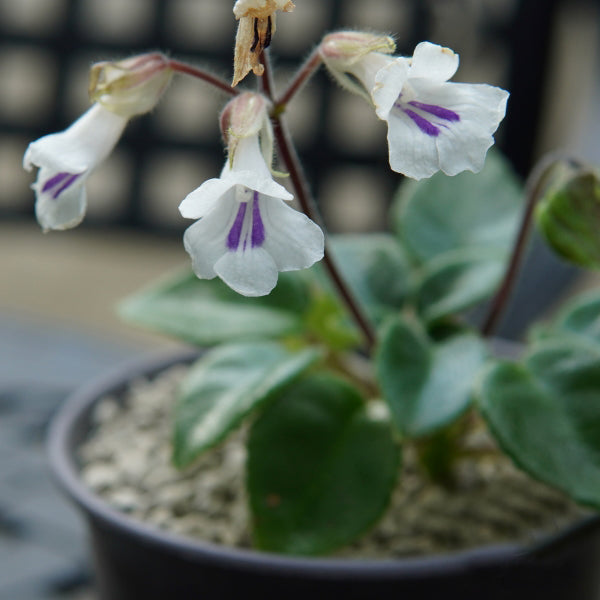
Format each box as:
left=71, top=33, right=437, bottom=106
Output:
left=23, top=6, right=508, bottom=296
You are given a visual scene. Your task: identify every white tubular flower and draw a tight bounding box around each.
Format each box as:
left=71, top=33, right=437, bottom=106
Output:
left=23, top=104, right=127, bottom=231
left=179, top=93, right=323, bottom=297
left=321, top=36, right=509, bottom=180
left=24, top=52, right=171, bottom=231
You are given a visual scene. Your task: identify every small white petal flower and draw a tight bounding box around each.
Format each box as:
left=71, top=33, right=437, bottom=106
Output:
left=372, top=42, right=509, bottom=179
left=180, top=135, right=324, bottom=297
left=322, top=38, right=509, bottom=180
left=23, top=104, right=127, bottom=231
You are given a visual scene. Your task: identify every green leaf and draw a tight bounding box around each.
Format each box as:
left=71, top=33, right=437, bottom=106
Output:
left=416, top=246, right=506, bottom=322
left=536, top=170, right=600, bottom=268
left=376, top=316, right=488, bottom=437
left=119, top=268, right=310, bottom=345
left=479, top=340, right=600, bottom=508
left=173, top=342, right=320, bottom=468
left=528, top=289, right=600, bottom=349
left=329, top=234, right=413, bottom=324
left=393, top=149, right=523, bottom=262
left=247, top=374, right=399, bottom=555
left=552, top=290, right=600, bottom=346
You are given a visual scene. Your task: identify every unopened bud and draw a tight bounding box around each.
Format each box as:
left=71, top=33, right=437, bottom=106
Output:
left=89, top=53, right=172, bottom=118
left=536, top=161, right=600, bottom=269
left=319, top=31, right=396, bottom=69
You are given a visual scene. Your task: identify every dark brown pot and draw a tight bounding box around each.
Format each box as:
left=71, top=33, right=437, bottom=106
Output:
left=47, top=350, right=600, bottom=600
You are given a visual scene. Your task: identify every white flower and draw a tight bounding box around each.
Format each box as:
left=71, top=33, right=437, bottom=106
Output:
left=322, top=38, right=509, bottom=180
left=23, top=104, right=127, bottom=231
left=179, top=134, right=324, bottom=297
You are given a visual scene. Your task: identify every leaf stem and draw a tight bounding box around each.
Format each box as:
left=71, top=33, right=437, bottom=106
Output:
left=258, top=50, right=376, bottom=352
left=481, top=153, right=566, bottom=337
left=168, top=59, right=239, bottom=97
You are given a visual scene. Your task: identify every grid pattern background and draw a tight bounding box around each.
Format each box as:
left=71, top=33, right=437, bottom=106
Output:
left=0, top=0, right=583, bottom=235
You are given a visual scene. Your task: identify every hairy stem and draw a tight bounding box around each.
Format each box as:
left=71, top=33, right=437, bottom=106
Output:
left=274, top=48, right=323, bottom=111
left=481, top=154, right=566, bottom=337
left=259, top=50, right=376, bottom=352
left=168, top=59, right=239, bottom=97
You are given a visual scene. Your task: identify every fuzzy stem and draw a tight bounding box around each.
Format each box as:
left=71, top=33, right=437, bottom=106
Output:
left=168, top=59, right=239, bottom=97
left=481, top=154, right=565, bottom=337
left=274, top=48, right=323, bottom=111
left=258, top=50, right=376, bottom=352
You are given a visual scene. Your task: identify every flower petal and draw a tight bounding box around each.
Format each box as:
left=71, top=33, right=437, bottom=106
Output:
left=224, top=135, right=293, bottom=201
left=34, top=167, right=87, bottom=231
left=214, top=247, right=279, bottom=297
left=259, top=198, right=324, bottom=271
left=387, top=80, right=508, bottom=179
left=418, top=80, right=508, bottom=176
left=372, top=57, right=409, bottom=120
left=386, top=109, right=442, bottom=180
left=23, top=104, right=127, bottom=174
left=408, top=42, right=459, bottom=82
left=179, top=178, right=236, bottom=219
left=183, top=197, right=240, bottom=279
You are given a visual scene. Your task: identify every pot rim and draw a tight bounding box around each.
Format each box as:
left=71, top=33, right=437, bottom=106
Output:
left=47, top=348, right=600, bottom=579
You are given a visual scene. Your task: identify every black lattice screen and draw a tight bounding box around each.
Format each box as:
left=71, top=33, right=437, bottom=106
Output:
left=0, top=0, right=564, bottom=235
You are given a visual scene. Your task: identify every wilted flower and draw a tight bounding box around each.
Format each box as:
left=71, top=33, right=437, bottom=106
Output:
left=179, top=92, right=323, bottom=296
left=232, top=0, right=295, bottom=87
left=321, top=35, right=509, bottom=180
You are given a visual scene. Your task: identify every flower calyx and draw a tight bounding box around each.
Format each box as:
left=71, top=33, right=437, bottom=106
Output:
left=232, top=0, right=295, bottom=87
left=220, top=92, right=273, bottom=170
left=319, top=31, right=396, bottom=100
left=89, top=52, right=173, bottom=118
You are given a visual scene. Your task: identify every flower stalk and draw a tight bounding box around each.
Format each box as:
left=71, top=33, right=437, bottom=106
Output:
left=168, top=59, right=239, bottom=97
left=259, top=50, right=377, bottom=351
left=481, top=154, right=567, bottom=337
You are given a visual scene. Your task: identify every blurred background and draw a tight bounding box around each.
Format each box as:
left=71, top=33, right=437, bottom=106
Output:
left=0, top=0, right=600, bottom=598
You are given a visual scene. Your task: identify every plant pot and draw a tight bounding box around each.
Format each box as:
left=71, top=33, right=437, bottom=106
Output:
left=48, top=350, right=600, bottom=600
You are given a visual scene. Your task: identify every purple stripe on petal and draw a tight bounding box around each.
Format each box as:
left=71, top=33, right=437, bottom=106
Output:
left=227, top=202, right=247, bottom=251
left=408, top=101, right=460, bottom=122
left=403, top=108, right=440, bottom=137
left=251, top=192, right=265, bottom=248
left=42, top=172, right=71, bottom=193
left=52, top=173, right=81, bottom=199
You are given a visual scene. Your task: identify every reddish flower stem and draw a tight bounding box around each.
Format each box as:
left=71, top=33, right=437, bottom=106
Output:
left=168, top=59, right=239, bottom=97
left=481, top=154, right=564, bottom=337
left=259, top=50, right=376, bottom=352
left=274, top=48, right=323, bottom=110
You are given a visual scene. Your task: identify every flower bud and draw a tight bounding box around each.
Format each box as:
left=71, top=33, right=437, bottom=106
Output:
left=220, top=92, right=272, bottom=165
left=89, top=52, right=172, bottom=118
left=536, top=162, right=600, bottom=269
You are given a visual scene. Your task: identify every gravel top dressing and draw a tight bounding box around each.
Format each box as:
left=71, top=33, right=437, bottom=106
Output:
left=79, top=364, right=584, bottom=558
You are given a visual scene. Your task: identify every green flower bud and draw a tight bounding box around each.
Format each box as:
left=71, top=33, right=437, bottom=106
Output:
left=536, top=164, right=600, bottom=268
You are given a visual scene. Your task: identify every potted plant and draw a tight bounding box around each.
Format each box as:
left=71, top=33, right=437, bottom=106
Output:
left=26, top=1, right=600, bottom=598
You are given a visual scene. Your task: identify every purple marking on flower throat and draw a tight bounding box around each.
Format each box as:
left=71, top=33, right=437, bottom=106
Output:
left=251, top=192, right=265, bottom=248
left=395, top=99, right=460, bottom=138
left=226, top=193, right=266, bottom=252
left=227, top=202, right=247, bottom=250
left=403, top=109, right=441, bottom=136
left=42, top=172, right=81, bottom=199
left=408, top=101, right=460, bottom=122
